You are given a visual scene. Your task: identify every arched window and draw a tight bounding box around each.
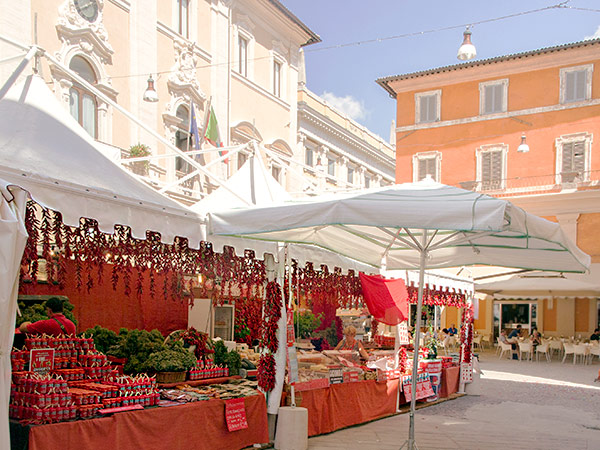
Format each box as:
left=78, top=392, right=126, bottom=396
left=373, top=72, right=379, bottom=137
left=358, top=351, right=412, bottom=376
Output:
left=69, top=56, right=98, bottom=138
left=175, top=105, right=190, bottom=172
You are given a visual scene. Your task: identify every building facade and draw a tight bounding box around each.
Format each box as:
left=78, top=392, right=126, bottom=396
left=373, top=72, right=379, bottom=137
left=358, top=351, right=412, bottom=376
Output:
left=0, top=0, right=394, bottom=206
left=378, top=39, right=600, bottom=339
left=296, top=87, right=395, bottom=195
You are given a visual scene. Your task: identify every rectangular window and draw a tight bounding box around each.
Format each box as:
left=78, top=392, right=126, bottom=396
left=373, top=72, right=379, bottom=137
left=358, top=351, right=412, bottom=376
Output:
left=273, top=61, right=281, bottom=97
left=480, top=150, right=503, bottom=190
left=364, top=176, right=370, bottom=189
left=178, top=0, right=189, bottom=38
left=561, top=140, right=586, bottom=182
left=305, top=147, right=313, bottom=167
left=415, top=90, right=441, bottom=124
left=480, top=79, right=507, bottom=115
left=238, top=36, right=248, bottom=77
left=238, top=152, right=248, bottom=170
left=347, top=167, right=354, bottom=184
left=561, top=65, right=593, bottom=104
left=417, top=157, right=438, bottom=182
left=272, top=165, right=281, bottom=183
left=327, top=158, right=335, bottom=177
left=565, top=70, right=587, bottom=103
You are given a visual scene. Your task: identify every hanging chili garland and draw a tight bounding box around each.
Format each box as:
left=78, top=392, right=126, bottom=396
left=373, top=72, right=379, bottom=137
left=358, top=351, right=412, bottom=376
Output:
left=257, top=352, right=276, bottom=392
left=459, top=304, right=474, bottom=364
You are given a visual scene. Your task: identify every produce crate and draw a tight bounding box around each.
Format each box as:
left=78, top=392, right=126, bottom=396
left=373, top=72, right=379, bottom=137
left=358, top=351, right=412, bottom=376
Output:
left=156, top=371, right=186, bottom=383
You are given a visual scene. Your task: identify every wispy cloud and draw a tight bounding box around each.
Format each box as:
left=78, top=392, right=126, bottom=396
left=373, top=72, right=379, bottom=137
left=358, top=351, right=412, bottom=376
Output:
left=321, top=91, right=367, bottom=121
left=584, top=25, right=600, bottom=40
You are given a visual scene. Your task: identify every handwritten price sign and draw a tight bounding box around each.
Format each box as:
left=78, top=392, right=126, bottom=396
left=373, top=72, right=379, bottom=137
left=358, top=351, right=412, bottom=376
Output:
left=225, top=398, right=248, bottom=432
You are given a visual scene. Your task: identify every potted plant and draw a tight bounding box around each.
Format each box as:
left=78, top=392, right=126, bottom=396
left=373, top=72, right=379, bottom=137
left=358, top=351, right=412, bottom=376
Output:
left=128, top=143, right=151, bottom=175
left=144, top=341, right=197, bottom=383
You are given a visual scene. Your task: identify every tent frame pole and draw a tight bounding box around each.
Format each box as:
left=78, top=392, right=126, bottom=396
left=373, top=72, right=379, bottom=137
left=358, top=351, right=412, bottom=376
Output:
left=402, top=229, right=428, bottom=450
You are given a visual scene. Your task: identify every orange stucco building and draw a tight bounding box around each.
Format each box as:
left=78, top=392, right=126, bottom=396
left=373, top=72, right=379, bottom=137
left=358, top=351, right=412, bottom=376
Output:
left=378, top=39, right=600, bottom=340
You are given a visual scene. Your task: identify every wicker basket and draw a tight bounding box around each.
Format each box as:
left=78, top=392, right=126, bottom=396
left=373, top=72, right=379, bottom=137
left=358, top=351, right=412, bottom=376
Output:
left=156, top=371, right=187, bottom=383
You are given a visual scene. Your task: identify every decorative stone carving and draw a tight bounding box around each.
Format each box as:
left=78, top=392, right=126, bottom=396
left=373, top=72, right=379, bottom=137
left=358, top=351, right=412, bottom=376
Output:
left=55, top=0, right=113, bottom=65
left=163, top=40, right=207, bottom=138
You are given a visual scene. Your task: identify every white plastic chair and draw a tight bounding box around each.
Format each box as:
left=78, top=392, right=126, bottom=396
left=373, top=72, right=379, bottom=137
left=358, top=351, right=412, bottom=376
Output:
left=562, top=342, right=575, bottom=364
left=518, top=341, right=533, bottom=361
left=589, top=343, right=600, bottom=363
left=481, top=334, right=491, bottom=350
left=573, top=344, right=590, bottom=365
left=473, top=334, right=483, bottom=350
left=549, top=339, right=563, bottom=359
left=535, top=341, right=551, bottom=362
left=498, top=340, right=513, bottom=359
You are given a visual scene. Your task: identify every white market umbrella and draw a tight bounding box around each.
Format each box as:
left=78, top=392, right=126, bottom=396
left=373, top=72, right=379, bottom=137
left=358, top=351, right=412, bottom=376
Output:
left=207, top=179, right=590, bottom=449
left=476, top=272, right=600, bottom=299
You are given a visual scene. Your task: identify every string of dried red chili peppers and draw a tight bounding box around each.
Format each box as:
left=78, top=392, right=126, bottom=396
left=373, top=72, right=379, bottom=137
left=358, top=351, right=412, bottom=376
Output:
left=257, top=352, right=276, bottom=392
left=459, top=304, right=474, bottom=364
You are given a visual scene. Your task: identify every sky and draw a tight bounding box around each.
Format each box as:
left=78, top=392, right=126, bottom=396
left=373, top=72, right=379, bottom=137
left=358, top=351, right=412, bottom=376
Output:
left=281, top=0, right=600, bottom=142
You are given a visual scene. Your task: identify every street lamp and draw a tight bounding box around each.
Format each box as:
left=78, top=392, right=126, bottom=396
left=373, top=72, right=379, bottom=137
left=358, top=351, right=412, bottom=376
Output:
left=517, top=134, right=530, bottom=153
left=457, top=27, right=477, bottom=61
left=143, top=75, right=159, bottom=102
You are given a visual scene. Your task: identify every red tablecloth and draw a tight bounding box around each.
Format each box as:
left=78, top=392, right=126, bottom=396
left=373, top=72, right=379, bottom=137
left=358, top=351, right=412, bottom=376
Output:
left=294, top=379, right=403, bottom=436
left=26, top=394, right=268, bottom=450
left=439, top=366, right=460, bottom=398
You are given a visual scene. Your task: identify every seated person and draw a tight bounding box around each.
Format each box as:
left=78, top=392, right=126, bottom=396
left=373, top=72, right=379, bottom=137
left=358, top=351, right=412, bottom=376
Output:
left=19, top=297, right=76, bottom=336
left=335, top=325, right=369, bottom=360
left=530, top=329, right=542, bottom=349
left=498, top=330, right=510, bottom=344
left=507, top=325, right=522, bottom=359
left=590, top=329, right=600, bottom=341
left=448, top=324, right=458, bottom=336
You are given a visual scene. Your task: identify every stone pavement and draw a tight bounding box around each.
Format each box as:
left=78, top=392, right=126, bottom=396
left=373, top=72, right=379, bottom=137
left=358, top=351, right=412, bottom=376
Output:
left=307, top=348, right=600, bottom=450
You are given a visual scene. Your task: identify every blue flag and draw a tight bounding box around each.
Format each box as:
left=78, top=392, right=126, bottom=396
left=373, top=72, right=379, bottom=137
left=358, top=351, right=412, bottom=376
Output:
left=190, top=103, right=201, bottom=150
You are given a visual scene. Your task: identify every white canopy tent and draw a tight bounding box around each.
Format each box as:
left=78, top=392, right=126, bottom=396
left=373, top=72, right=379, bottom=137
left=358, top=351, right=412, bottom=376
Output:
left=476, top=272, right=600, bottom=299
left=0, top=181, right=28, bottom=450
left=207, top=179, right=590, bottom=449
left=0, top=75, right=205, bottom=245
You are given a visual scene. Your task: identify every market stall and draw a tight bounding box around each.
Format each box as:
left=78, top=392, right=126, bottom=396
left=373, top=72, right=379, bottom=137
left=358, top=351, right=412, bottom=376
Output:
left=11, top=392, right=268, bottom=450
left=207, top=179, right=591, bottom=448
left=0, top=75, right=274, bottom=450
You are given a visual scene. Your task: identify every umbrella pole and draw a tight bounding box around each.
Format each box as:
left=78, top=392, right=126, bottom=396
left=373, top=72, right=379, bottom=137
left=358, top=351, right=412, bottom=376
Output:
left=403, top=232, right=427, bottom=450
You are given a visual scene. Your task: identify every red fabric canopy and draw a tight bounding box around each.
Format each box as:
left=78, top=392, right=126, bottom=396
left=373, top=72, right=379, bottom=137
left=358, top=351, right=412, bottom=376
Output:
left=359, top=273, right=408, bottom=325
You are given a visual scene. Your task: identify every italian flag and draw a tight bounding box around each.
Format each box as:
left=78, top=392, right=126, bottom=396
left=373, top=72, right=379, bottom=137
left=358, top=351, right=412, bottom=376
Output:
left=204, top=106, right=227, bottom=162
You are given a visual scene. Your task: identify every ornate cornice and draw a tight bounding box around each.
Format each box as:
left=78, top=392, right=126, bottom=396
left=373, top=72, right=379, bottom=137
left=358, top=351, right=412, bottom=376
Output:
left=298, top=105, right=395, bottom=169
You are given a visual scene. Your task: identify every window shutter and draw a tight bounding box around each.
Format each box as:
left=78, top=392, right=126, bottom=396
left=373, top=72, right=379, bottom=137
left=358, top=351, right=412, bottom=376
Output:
left=572, top=141, right=585, bottom=174
left=484, top=85, right=494, bottom=113
left=481, top=150, right=502, bottom=189
left=418, top=159, right=427, bottom=180
left=418, top=157, right=437, bottom=181
left=420, top=96, right=429, bottom=122
left=562, top=140, right=585, bottom=182
left=565, top=71, right=576, bottom=102
left=565, top=70, right=586, bottom=102
left=490, top=151, right=502, bottom=188
left=575, top=70, right=586, bottom=101
left=493, top=84, right=503, bottom=112
left=428, top=95, right=438, bottom=121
